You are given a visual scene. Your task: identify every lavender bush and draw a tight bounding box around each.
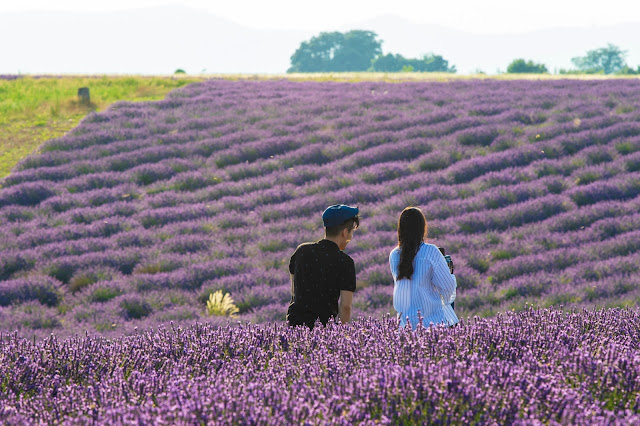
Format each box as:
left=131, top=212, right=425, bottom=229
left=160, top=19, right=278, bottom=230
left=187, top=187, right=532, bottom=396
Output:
left=1, top=79, right=640, bottom=340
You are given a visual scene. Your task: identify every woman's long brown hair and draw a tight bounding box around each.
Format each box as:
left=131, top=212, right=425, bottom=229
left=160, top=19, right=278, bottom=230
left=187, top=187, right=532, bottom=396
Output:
left=396, top=207, right=427, bottom=280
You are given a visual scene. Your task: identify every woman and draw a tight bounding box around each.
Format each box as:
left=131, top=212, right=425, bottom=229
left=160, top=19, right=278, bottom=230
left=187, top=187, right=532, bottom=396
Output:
left=389, top=207, right=458, bottom=329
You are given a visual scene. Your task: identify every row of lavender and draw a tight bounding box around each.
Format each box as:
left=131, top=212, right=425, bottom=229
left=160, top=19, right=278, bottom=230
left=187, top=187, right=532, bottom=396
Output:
left=1, top=79, right=640, bottom=338
left=0, top=307, right=638, bottom=424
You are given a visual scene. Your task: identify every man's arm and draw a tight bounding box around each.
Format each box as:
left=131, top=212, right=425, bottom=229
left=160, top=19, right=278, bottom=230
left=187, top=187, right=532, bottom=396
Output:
left=290, top=273, right=294, bottom=297
left=338, top=290, right=353, bottom=324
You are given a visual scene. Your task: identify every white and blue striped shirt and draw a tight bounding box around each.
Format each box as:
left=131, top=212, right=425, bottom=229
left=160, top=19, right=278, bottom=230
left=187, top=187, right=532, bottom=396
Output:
left=390, top=242, right=459, bottom=329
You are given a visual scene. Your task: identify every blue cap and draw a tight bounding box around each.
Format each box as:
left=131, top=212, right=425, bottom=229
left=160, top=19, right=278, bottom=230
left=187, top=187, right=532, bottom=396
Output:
left=322, top=204, right=359, bottom=227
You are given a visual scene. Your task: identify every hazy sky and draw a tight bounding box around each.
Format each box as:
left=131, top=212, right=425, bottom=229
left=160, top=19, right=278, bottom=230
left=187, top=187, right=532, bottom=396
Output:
left=2, top=1, right=639, bottom=74
left=3, top=0, right=640, bottom=34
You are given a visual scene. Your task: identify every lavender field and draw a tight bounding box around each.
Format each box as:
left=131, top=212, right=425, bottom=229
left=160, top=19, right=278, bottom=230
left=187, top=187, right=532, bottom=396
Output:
left=1, top=307, right=639, bottom=424
left=1, top=79, right=640, bottom=340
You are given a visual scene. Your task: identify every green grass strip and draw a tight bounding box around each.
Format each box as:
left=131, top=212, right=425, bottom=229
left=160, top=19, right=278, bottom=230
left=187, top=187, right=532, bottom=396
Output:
left=0, top=75, right=203, bottom=179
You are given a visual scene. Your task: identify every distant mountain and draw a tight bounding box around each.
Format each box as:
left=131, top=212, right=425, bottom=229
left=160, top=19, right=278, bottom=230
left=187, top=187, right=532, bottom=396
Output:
left=0, top=6, right=638, bottom=74
left=0, top=6, right=310, bottom=74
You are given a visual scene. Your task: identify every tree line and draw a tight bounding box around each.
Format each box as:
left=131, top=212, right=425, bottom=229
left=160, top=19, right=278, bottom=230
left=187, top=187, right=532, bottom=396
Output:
left=288, top=31, right=640, bottom=75
left=288, top=30, right=455, bottom=73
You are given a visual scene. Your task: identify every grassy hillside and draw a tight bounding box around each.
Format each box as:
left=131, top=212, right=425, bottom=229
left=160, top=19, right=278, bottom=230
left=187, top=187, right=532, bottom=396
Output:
left=0, top=75, right=203, bottom=179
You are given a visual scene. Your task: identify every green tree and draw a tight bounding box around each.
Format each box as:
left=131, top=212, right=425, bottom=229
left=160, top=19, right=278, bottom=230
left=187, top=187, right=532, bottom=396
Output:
left=369, top=53, right=406, bottom=72
left=571, top=43, right=628, bottom=74
left=616, top=65, right=640, bottom=75
left=370, top=53, right=456, bottom=73
left=335, top=30, right=383, bottom=71
left=412, top=54, right=456, bottom=73
left=288, top=30, right=382, bottom=73
left=506, top=59, right=548, bottom=74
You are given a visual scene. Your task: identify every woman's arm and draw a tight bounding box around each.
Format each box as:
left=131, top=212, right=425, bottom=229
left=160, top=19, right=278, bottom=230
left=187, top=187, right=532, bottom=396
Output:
left=389, top=249, right=398, bottom=280
left=428, top=246, right=457, bottom=303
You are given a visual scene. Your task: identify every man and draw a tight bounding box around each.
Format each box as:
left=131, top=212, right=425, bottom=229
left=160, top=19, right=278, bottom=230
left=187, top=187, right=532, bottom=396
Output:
left=287, top=204, right=359, bottom=329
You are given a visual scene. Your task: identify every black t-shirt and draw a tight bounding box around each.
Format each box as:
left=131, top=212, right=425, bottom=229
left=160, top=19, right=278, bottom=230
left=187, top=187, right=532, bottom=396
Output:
left=287, top=239, right=356, bottom=328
